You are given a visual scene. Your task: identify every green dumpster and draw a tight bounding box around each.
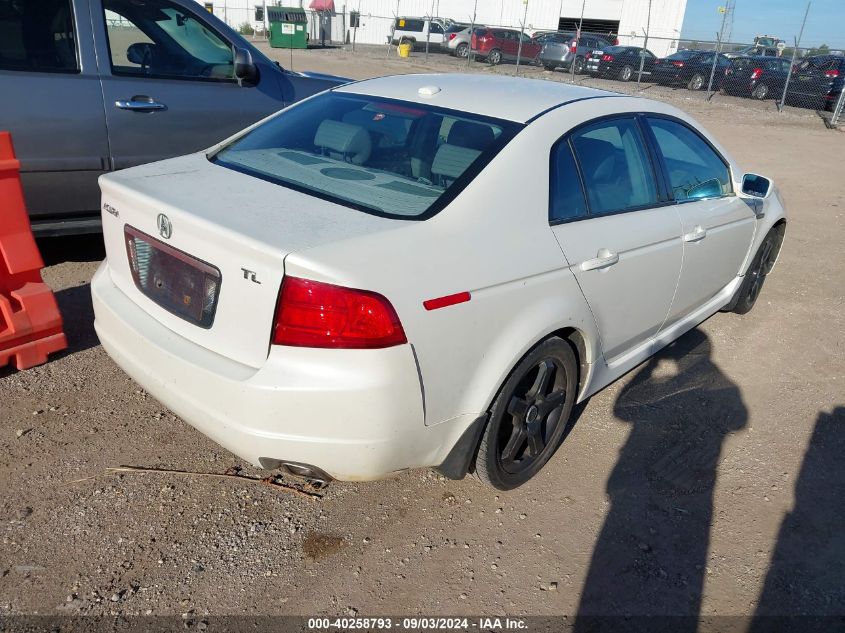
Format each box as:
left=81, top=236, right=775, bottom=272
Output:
left=268, top=6, right=308, bottom=49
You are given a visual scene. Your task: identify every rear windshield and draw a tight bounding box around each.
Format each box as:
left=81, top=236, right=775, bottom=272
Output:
left=212, top=92, right=520, bottom=220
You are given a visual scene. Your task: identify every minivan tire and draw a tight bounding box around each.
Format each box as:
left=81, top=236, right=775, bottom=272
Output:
left=488, top=49, right=503, bottom=65
left=475, top=337, right=578, bottom=490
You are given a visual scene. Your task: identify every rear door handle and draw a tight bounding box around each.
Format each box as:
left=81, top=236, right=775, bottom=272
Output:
left=115, top=96, right=167, bottom=112
left=683, top=226, right=707, bottom=242
left=580, top=248, right=619, bottom=272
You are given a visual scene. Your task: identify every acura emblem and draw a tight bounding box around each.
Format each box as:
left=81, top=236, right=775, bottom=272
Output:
left=157, top=213, right=172, bottom=239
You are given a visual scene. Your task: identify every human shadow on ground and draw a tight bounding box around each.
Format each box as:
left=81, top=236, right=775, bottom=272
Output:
left=748, top=406, right=845, bottom=632
left=574, top=328, right=748, bottom=633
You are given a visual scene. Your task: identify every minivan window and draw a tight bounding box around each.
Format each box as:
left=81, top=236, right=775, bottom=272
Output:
left=570, top=118, right=659, bottom=215
left=103, top=0, right=234, bottom=80
left=0, top=0, right=78, bottom=72
left=646, top=117, right=732, bottom=201
left=213, top=93, right=521, bottom=219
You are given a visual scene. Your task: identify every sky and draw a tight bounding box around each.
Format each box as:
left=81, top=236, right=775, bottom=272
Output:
left=680, top=0, right=843, bottom=48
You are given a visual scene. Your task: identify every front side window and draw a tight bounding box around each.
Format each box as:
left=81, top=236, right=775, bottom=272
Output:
left=570, top=118, right=659, bottom=215
left=646, top=117, right=732, bottom=201
left=103, top=0, right=234, bottom=80
left=213, top=92, right=520, bottom=219
left=0, top=0, right=78, bottom=72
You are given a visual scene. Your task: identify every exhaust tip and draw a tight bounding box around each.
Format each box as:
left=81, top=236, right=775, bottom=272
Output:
left=259, top=458, right=333, bottom=489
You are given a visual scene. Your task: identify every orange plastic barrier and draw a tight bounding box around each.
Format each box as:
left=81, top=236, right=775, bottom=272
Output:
left=0, top=131, right=67, bottom=370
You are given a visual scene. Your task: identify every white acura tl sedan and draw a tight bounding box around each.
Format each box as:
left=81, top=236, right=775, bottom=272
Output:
left=92, top=74, right=785, bottom=490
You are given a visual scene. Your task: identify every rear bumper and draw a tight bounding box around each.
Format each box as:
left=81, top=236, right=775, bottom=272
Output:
left=91, top=261, right=475, bottom=480
left=539, top=49, right=572, bottom=65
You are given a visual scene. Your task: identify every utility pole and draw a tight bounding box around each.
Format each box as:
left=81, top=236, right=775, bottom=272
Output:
left=570, top=0, right=585, bottom=83
left=779, top=1, right=811, bottom=111
left=515, top=0, right=529, bottom=75
left=637, top=0, right=652, bottom=86
left=705, top=5, right=729, bottom=95
left=467, top=0, right=478, bottom=67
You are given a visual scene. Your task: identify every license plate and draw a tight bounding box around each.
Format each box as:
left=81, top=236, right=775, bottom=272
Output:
left=593, top=50, right=603, bottom=56
left=125, top=226, right=222, bottom=328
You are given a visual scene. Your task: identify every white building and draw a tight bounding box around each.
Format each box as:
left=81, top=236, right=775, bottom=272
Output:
left=199, top=0, right=687, bottom=58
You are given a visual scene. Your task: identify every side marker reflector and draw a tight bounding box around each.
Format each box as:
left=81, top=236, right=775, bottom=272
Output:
left=423, top=291, right=471, bottom=311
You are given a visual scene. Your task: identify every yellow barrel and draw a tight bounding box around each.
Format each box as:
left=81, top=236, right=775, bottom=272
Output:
left=398, top=43, right=412, bottom=58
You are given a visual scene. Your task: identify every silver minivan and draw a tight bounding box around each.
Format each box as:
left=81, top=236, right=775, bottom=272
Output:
left=0, top=0, right=344, bottom=235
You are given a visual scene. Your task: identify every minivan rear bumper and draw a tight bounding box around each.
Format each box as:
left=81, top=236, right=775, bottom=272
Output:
left=91, top=261, right=473, bottom=480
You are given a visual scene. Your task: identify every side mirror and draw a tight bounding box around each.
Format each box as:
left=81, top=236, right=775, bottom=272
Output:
left=741, top=173, right=772, bottom=198
left=234, top=48, right=258, bottom=84
left=127, top=42, right=154, bottom=65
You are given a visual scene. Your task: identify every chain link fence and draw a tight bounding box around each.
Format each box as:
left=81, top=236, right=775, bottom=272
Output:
left=205, top=0, right=844, bottom=126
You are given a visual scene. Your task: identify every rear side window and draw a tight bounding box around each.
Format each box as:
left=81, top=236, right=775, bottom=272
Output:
left=646, top=117, right=732, bottom=200
left=0, top=0, right=78, bottom=72
left=397, top=18, right=423, bottom=32
left=550, top=141, right=588, bottom=222
left=570, top=118, right=659, bottom=215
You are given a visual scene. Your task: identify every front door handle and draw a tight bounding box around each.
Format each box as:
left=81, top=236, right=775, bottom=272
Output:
left=115, top=96, right=167, bottom=112
left=581, top=248, right=619, bottom=272
left=683, top=226, right=707, bottom=242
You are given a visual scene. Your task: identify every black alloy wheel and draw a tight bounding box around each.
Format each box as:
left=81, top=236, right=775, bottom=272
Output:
left=475, top=338, right=578, bottom=490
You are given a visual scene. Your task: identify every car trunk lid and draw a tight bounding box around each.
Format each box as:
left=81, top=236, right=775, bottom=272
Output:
left=99, top=153, right=401, bottom=368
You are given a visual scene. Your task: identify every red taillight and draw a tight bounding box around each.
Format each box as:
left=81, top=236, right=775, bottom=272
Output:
left=751, top=68, right=763, bottom=80
left=672, top=61, right=684, bottom=67
left=601, top=54, right=614, bottom=62
left=825, top=69, right=840, bottom=78
left=570, top=43, right=577, bottom=53
left=273, top=277, right=406, bottom=349
left=612, top=38, right=619, bottom=45
left=448, top=33, right=457, bottom=40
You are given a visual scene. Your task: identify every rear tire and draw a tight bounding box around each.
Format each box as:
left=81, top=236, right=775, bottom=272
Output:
left=752, top=83, right=770, bottom=100
left=618, top=64, right=634, bottom=81
left=456, top=42, right=469, bottom=58
left=573, top=56, right=585, bottom=74
left=688, top=73, right=705, bottom=90
left=475, top=338, right=578, bottom=490
left=488, top=49, right=503, bottom=65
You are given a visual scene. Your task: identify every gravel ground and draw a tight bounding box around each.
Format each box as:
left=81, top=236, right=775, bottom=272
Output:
left=1, top=44, right=843, bottom=622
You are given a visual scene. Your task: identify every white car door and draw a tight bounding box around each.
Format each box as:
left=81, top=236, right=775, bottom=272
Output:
left=550, top=116, right=683, bottom=362
left=644, top=116, right=756, bottom=327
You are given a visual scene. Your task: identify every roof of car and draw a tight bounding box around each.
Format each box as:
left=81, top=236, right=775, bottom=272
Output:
left=334, top=73, right=619, bottom=123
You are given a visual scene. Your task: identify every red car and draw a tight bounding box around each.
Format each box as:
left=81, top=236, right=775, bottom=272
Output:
left=471, top=28, right=541, bottom=65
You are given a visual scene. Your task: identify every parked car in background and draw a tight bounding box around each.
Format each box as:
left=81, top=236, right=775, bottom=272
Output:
left=722, top=56, right=791, bottom=100
left=724, top=44, right=781, bottom=59
left=471, top=28, right=541, bottom=65
left=390, top=17, right=448, bottom=49
left=787, top=55, right=845, bottom=111
left=585, top=46, right=657, bottom=81
left=446, top=25, right=484, bottom=58
left=538, top=31, right=617, bottom=73
left=92, top=74, right=786, bottom=490
left=0, top=0, right=344, bottom=236
left=653, top=50, right=732, bottom=90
